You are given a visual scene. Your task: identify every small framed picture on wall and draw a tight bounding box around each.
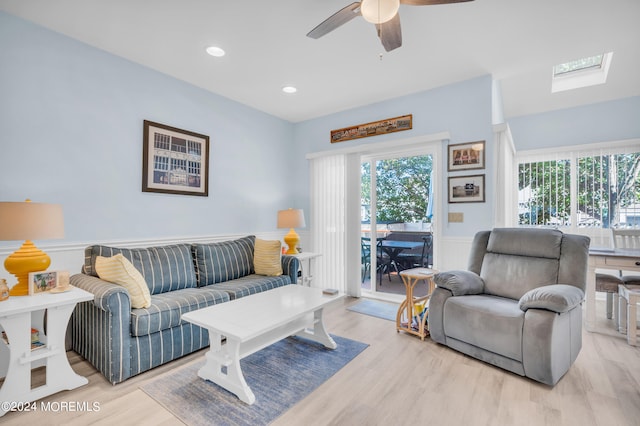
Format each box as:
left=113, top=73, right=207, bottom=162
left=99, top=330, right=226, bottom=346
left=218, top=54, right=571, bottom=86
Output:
left=448, top=141, right=485, bottom=171
left=448, top=175, right=485, bottom=203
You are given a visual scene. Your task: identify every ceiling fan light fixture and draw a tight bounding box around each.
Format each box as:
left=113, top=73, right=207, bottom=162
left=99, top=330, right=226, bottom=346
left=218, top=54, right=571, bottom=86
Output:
left=361, top=0, right=400, bottom=24
left=205, top=46, right=225, bottom=57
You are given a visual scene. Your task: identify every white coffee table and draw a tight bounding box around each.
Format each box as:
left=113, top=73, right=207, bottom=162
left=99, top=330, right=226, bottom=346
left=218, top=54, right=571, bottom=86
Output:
left=181, top=284, right=341, bottom=404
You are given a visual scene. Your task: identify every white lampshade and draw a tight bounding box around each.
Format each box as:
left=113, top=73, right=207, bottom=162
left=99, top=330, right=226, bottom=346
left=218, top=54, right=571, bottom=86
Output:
left=0, top=201, right=64, bottom=241
left=277, top=208, right=306, bottom=229
left=360, top=0, right=400, bottom=24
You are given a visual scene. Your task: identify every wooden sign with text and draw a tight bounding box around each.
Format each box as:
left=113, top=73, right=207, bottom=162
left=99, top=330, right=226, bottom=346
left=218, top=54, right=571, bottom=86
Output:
left=330, top=114, right=412, bottom=143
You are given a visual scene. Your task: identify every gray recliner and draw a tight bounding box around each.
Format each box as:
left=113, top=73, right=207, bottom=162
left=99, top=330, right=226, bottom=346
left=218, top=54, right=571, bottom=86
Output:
left=429, top=228, right=590, bottom=386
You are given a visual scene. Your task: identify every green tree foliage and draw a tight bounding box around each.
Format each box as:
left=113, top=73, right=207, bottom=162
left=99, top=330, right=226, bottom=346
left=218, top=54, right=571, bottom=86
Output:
left=519, top=153, right=640, bottom=227
left=577, top=154, right=640, bottom=226
left=519, top=160, right=571, bottom=225
left=361, top=156, right=432, bottom=223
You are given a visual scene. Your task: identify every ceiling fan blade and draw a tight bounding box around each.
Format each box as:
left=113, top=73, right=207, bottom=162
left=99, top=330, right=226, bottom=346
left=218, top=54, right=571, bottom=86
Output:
left=307, top=2, right=362, bottom=39
left=400, top=0, right=474, bottom=5
left=376, top=13, right=402, bottom=52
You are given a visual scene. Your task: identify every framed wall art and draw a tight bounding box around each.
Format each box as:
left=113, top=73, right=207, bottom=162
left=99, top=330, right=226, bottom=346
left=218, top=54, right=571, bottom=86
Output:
left=448, top=141, right=485, bottom=171
left=448, top=175, right=485, bottom=203
left=142, top=120, right=209, bottom=196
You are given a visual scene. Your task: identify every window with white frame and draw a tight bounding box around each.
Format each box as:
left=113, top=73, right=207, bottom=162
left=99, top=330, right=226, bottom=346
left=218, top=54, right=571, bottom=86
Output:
left=517, top=142, right=640, bottom=233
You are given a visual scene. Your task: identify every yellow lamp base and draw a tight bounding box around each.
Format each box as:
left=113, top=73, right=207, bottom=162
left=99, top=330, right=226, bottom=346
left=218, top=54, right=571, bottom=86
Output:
left=4, top=240, right=51, bottom=296
left=283, top=228, right=300, bottom=255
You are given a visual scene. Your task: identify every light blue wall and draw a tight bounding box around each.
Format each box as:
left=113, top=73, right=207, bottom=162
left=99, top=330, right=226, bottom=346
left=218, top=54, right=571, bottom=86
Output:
left=0, top=12, right=294, bottom=246
left=292, top=76, right=496, bottom=237
left=508, top=96, right=640, bottom=151
left=2, top=11, right=637, bottom=248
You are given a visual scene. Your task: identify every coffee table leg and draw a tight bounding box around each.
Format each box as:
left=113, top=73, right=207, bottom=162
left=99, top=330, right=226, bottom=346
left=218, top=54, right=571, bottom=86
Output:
left=197, top=332, right=255, bottom=405
left=295, top=308, right=337, bottom=349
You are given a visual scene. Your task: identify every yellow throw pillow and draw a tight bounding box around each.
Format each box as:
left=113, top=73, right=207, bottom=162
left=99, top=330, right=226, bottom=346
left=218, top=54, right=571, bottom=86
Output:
left=254, top=238, right=283, bottom=276
left=95, top=254, right=152, bottom=309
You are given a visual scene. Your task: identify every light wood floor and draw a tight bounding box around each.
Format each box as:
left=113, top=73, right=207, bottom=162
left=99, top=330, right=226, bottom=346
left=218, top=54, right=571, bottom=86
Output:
left=2, top=297, right=639, bottom=426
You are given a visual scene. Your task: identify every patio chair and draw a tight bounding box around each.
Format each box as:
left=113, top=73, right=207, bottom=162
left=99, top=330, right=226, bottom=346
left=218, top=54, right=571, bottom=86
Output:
left=361, top=237, right=371, bottom=282
left=396, top=234, right=432, bottom=269
left=362, top=237, right=392, bottom=284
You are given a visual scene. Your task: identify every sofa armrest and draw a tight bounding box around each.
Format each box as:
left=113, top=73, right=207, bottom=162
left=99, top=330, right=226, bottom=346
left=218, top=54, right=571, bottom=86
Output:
left=434, top=270, right=484, bottom=296
left=71, top=273, right=132, bottom=312
left=519, top=284, right=584, bottom=314
left=70, top=273, right=132, bottom=384
left=281, top=255, right=300, bottom=284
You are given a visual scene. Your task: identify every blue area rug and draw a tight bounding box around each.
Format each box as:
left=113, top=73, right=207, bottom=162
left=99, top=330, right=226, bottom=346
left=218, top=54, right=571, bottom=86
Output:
left=347, top=298, right=399, bottom=322
left=140, top=335, right=368, bottom=426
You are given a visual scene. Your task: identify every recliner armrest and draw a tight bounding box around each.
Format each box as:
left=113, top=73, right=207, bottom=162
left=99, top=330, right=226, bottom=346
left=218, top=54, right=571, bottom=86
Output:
left=519, top=284, right=584, bottom=313
left=434, top=270, right=484, bottom=296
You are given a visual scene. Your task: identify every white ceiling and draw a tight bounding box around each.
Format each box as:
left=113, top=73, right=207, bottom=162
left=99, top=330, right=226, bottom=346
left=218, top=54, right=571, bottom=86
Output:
left=2, top=0, right=639, bottom=123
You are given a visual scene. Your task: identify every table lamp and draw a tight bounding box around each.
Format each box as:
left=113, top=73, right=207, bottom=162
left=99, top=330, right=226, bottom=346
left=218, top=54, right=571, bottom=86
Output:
left=0, top=200, right=64, bottom=296
left=277, top=208, right=305, bottom=255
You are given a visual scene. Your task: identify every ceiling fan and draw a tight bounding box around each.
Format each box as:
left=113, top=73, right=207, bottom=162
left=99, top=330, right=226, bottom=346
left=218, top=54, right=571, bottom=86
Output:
left=307, top=0, right=474, bottom=52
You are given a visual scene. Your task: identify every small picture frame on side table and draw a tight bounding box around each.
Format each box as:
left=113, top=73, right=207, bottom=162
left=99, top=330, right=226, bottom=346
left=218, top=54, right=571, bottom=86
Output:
left=28, top=270, right=59, bottom=295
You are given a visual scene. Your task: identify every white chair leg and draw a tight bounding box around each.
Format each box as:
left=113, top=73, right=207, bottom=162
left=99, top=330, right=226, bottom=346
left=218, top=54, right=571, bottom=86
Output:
left=613, top=293, right=619, bottom=331
left=618, top=293, right=628, bottom=334
left=606, top=292, right=613, bottom=319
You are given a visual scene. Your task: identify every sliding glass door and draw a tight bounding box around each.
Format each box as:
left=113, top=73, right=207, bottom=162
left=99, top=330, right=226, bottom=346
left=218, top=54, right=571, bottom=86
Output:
left=361, top=152, right=434, bottom=298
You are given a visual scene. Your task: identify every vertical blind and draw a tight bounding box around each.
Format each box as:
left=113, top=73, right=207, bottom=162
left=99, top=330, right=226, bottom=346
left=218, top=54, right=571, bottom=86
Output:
left=309, top=154, right=347, bottom=293
left=516, top=140, right=640, bottom=247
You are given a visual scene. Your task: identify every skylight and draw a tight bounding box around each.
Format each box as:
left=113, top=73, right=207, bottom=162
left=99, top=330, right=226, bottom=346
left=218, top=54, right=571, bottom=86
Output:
left=553, top=54, right=604, bottom=76
left=551, top=52, right=613, bottom=93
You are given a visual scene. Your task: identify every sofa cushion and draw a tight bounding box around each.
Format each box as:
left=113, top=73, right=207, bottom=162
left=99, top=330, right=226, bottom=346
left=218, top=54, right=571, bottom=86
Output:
left=95, top=254, right=152, bottom=309
left=481, top=253, right=559, bottom=300
left=130, top=287, right=230, bottom=337
left=444, top=295, right=525, bottom=362
left=254, top=238, right=283, bottom=276
left=486, top=228, right=562, bottom=259
left=84, top=244, right=197, bottom=295
left=209, top=274, right=291, bottom=300
left=192, top=236, right=255, bottom=286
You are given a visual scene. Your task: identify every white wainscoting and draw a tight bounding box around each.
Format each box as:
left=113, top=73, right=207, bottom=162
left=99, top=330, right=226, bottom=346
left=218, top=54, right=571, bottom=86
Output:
left=436, top=236, right=475, bottom=272
left=0, top=232, right=289, bottom=286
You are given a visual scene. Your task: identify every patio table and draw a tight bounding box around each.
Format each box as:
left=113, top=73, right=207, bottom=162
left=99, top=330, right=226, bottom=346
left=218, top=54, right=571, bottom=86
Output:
left=379, top=240, right=424, bottom=271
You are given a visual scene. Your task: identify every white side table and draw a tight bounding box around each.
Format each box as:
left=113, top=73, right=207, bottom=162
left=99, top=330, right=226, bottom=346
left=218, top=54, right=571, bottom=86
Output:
left=0, top=287, right=94, bottom=416
left=292, top=252, right=321, bottom=287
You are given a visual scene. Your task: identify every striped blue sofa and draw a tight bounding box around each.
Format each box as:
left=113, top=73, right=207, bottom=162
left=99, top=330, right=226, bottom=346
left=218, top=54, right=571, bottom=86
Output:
left=70, top=235, right=299, bottom=384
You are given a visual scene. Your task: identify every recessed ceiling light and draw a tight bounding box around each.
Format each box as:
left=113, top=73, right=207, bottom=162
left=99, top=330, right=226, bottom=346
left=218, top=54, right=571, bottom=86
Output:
left=206, top=46, right=225, bottom=57
left=282, top=86, right=297, bottom=94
